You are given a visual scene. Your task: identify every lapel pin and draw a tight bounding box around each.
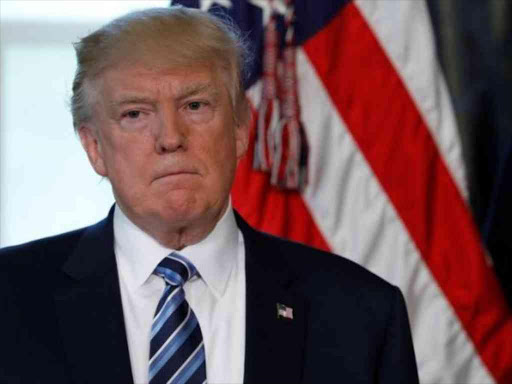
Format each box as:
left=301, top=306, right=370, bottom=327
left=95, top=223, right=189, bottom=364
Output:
left=277, top=303, right=294, bottom=320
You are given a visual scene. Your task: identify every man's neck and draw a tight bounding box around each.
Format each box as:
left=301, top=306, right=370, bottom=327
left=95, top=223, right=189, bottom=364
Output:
left=116, top=201, right=230, bottom=250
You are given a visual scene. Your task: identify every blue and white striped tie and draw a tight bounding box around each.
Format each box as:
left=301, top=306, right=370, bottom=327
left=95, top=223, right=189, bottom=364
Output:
left=149, top=252, right=207, bottom=384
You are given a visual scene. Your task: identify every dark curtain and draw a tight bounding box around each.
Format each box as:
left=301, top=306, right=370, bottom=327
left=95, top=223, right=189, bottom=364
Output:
left=427, top=0, right=512, bottom=307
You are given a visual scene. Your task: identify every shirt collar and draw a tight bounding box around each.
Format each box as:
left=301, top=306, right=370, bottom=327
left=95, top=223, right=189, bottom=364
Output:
left=113, top=201, right=238, bottom=299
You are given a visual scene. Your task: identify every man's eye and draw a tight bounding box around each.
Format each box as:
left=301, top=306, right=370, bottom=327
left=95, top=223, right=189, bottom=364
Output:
left=125, top=110, right=141, bottom=119
left=188, top=101, right=203, bottom=111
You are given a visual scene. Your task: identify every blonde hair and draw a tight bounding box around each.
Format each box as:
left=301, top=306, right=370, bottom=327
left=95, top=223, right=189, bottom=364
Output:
left=71, top=6, right=251, bottom=130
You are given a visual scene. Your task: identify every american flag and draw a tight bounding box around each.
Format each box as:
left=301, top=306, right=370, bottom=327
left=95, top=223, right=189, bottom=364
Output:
left=172, top=1, right=512, bottom=383
left=277, top=303, right=294, bottom=320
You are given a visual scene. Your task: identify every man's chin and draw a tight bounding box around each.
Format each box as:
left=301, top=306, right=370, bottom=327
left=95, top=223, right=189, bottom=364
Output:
left=153, top=199, right=222, bottom=231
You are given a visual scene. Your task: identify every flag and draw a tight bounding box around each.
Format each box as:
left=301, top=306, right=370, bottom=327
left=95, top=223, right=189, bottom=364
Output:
left=172, top=1, right=512, bottom=383
left=277, top=303, right=294, bottom=320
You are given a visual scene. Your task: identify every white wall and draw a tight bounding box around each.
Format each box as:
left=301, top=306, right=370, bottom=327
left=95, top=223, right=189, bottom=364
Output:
left=0, top=1, right=169, bottom=246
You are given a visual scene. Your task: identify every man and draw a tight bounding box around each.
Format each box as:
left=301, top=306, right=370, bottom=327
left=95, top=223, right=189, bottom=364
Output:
left=0, top=7, right=419, bottom=384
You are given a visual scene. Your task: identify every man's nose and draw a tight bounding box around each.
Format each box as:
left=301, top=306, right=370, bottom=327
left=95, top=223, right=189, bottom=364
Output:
left=155, top=107, right=187, bottom=154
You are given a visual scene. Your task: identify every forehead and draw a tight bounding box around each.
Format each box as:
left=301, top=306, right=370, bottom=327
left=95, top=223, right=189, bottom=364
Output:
left=95, top=63, right=224, bottom=99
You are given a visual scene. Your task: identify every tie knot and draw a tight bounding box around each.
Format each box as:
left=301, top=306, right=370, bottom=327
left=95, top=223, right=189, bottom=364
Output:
left=154, top=252, right=197, bottom=286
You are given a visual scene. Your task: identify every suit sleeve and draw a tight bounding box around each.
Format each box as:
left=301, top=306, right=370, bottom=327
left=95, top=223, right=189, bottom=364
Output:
left=377, top=286, right=420, bottom=384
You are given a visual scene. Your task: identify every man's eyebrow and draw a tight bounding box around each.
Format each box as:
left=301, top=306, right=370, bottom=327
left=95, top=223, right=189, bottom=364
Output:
left=110, top=96, right=156, bottom=109
left=176, top=83, right=220, bottom=100
left=109, top=83, right=220, bottom=109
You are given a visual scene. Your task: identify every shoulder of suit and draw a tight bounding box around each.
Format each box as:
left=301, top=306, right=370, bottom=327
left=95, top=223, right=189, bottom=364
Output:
left=0, top=226, right=88, bottom=269
left=269, top=230, right=392, bottom=283
left=239, top=217, right=399, bottom=303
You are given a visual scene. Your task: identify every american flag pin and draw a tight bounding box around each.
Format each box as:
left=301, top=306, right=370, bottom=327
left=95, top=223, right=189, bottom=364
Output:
left=277, top=303, right=293, bottom=320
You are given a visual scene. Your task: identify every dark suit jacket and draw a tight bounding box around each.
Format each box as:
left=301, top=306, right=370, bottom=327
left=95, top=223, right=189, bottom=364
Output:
left=0, top=208, right=419, bottom=384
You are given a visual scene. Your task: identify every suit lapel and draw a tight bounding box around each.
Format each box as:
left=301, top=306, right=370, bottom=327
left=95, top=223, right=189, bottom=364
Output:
left=236, top=213, right=307, bottom=384
left=53, top=207, right=134, bottom=384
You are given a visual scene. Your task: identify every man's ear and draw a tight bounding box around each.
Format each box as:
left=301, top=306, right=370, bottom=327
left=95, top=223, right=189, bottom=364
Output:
left=235, top=119, right=250, bottom=161
left=235, top=101, right=251, bottom=161
left=78, top=125, right=108, bottom=177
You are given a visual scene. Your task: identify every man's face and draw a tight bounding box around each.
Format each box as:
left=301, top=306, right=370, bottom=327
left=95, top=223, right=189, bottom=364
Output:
left=79, top=62, right=249, bottom=243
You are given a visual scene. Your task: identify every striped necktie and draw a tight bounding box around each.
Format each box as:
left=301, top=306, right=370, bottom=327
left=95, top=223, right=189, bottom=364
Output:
left=149, top=252, right=207, bottom=384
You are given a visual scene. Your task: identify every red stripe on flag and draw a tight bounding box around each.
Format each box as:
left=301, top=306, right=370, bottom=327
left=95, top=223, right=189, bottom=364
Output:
left=232, top=105, right=331, bottom=252
left=303, top=3, right=512, bottom=383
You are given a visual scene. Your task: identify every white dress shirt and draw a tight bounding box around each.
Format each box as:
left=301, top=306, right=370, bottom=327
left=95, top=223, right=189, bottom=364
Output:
left=114, top=202, right=246, bottom=384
